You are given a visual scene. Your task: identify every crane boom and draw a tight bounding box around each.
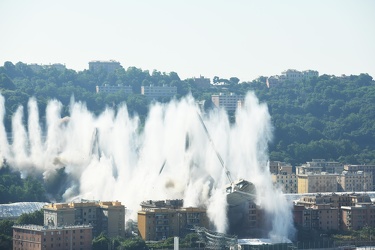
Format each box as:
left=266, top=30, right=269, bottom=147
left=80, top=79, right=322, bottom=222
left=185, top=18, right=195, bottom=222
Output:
left=197, top=111, right=233, bottom=184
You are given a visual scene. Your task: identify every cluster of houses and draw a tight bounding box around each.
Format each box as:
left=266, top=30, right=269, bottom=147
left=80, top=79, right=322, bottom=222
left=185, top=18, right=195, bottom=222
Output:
left=8, top=159, right=375, bottom=249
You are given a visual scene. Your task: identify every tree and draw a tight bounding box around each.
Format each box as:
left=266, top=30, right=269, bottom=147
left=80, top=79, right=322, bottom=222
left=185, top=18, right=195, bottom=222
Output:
left=92, top=233, right=110, bottom=250
left=229, top=77, right=240, bottom=85
left=16, top=209, right=44, bottom=225
left=0, top=73, right=16, bottom=90
left=120, top=237, right=147, bottom=250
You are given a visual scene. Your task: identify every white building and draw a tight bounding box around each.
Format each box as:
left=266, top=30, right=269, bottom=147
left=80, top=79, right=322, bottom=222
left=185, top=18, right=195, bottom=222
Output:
left=96, top=84, right=133, bottom=94
left=211, top=93, right=244, bottom=111
left=141, top=85, right=177, bottom=100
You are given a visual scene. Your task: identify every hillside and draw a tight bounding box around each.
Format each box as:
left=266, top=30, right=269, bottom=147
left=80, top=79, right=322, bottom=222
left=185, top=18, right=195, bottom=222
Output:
left=0, top=61, right=374, bottom=166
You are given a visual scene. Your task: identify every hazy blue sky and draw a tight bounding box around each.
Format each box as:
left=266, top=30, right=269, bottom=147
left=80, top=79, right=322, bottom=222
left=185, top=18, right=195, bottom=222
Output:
left=1, top=0, right=374, bottom=81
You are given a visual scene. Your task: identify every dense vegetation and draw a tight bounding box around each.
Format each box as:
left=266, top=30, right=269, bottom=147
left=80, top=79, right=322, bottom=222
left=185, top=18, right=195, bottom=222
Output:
left=1, top=61, right=374, bottom=167
left=0, top=164, right=47, bottom=203
left=0, top=209, right=43, bottom=249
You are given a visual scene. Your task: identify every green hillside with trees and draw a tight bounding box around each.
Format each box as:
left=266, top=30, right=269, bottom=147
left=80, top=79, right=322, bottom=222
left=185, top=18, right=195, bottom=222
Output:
left=0, top=61, right=374, bottom=169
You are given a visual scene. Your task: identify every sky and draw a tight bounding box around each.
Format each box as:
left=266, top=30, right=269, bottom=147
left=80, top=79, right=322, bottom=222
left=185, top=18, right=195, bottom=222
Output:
left=0, top=0, right=374, bottom=82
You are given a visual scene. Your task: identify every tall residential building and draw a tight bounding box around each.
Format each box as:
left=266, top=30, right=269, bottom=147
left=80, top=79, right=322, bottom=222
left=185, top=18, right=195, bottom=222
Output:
left=271, top=173, right=298, bottom=193
left=301, top=204, right=339, bottom=231
left=141, top=85, right=177, bottom=100
left=296, top=159, right=343, bottom=175
left=337, top=171, right=373, bottom=192
left=211, top=93, right=244, bottom=111
left=89, top=60, right=122, bottom=73
left=297, top=173, right=338, bottom=193
left=269, top=161, right=293, bottom=175
left=137, top=200, right=208, bottom=241
left=43, top=201, right=125, bottom=237
left=341, top=204, right=375, bottom=231
left=344, top=164, right=375, bottom=190
left=267, top=69, right=319, bottom=86
left=297, top=193, right=371, bottom=209
left=270, top=161, right=297, bottom=193
left=96, top=84, right=133, bottom=94
left=13, top=224, right=92, bottom=250
left=294, top=193, right=374, bottom=232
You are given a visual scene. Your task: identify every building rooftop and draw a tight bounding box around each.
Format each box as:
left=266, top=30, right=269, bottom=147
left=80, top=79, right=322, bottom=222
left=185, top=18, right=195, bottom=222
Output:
left=0, top=202, right=47, bottom=219
left=13, top=224, right=92, bottom=231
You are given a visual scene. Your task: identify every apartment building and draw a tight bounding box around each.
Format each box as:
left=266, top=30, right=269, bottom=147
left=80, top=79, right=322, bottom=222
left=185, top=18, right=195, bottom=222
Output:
left=95, top=84, right=133, bottom=94
left=337, top=171, right=373, bottom=192
left=341, top=204, right=375, bottom=230
left=294, top=193, right=375, bottom=232
left=297, top=173, right=338, bottom=193
left=269, top=161, right=293, bottom=175
left=141, top=85, right=177, bottom=100
left=138, top=205, right=208, bottom=241
left=267, top=69, right=319, bottom=86
left=272, top=173, right=298, bottom=193
left=89, top=60, right=122, bottom=73
left=269, top=161, right=297, bottom=193
left=296, top=159, right=343, bottom=175
left=344, top=164, right=375, bottom=190
left=43, top=201, right=125, bottom=237
left=301, top=204, right=340, bottom=231
left=211, top=93, right=244, bottom=111
left=282, top=69, right=319, bottom=82
left=13, top=224, right=92, bottom=250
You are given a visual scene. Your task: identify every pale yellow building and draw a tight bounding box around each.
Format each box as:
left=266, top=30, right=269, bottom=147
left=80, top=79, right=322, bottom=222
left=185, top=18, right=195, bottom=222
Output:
left=297, top=173, right=338, bottom=193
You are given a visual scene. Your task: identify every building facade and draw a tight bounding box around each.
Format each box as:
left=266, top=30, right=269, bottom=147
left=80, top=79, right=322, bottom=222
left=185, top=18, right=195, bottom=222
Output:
left=13, top=224, right=92, bottom=250
left=211, top=93, right=244, bottom=111
left=95, top=84, right=133, bottom=94
left=43, top=201, right=125, bottom=237
left=138, top=206, right=208, bottom=241
left=271, top=173, right=298, bottom=193
left=296, top=159, right=343, bottom=175
left=341, top=204, right=375, bottom=230
left=141, top=85, right=177, bottom=100
left=337, top=171, right=373, bottom=192
left=344, top=164, right=375, bottom=190
left=267, top=69, right=319, bottom=86
left=297, top=173, right=338, bottom=193
left=294, top=193, right=375, bottom=232
left=301, top=204, right=339, bottom=231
